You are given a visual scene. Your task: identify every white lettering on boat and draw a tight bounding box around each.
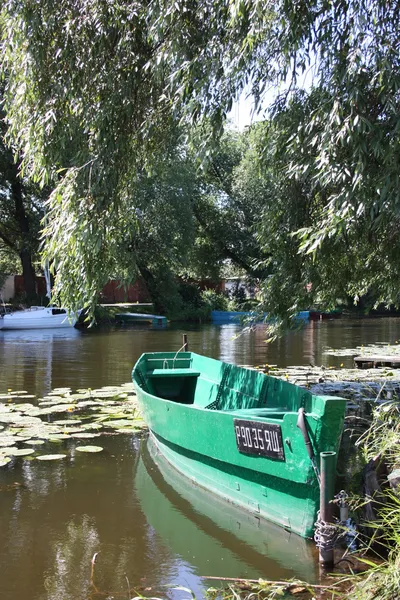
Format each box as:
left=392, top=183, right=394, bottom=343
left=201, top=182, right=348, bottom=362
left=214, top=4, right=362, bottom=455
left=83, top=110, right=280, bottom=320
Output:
left=251, top=428, right=259, bottom=449
left=272, top=431, right=280, bottom=452
left=233, top=419, right=285, bottom=461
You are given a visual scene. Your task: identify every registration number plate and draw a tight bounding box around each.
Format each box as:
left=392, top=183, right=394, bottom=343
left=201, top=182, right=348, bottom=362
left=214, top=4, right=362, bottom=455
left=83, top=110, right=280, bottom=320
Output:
left=234, top=419, right=285, bottom=460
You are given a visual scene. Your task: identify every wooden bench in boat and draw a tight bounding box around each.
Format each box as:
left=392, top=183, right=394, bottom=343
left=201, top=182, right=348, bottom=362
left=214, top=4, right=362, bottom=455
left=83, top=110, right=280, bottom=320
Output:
left=147, top=368, right=201, bottom=378
left=228, top=408, right=288, bottom=419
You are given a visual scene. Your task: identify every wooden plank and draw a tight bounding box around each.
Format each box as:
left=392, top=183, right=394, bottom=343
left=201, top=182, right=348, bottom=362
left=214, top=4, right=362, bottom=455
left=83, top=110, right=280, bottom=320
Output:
left=354, top=355, right=400, bottom=369
left=148, top=368, right=200, bottom=378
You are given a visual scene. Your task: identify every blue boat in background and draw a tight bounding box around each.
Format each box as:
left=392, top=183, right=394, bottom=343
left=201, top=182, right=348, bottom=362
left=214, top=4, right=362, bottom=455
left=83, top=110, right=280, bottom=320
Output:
left=211, top=310, right=310, bottom=325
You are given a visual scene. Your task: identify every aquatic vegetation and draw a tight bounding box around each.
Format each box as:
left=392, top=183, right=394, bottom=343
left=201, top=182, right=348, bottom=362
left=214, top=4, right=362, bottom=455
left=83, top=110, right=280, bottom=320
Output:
left=0, top=384, right=145, bottom=466
left=3, top=448, right=35, bottom=456
left=324, top=343, right=400, bottom=359
left=36, top=454, right=67, bottom=461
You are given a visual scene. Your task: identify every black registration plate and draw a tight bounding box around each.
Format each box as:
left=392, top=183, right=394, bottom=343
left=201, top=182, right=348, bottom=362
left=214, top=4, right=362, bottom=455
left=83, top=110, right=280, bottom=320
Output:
left=234, top=419, right=285, bottom=461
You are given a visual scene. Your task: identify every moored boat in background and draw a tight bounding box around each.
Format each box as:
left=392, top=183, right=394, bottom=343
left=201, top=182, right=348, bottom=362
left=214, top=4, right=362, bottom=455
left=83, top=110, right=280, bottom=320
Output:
left=1, top=306, right=79, bottom=330
left=132, top=351, right=346, bottom=539
left=116, top=312, right=167, bottom=327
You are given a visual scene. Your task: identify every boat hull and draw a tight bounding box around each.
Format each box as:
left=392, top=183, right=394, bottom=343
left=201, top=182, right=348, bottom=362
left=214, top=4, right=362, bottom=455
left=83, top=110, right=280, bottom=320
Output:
left=135, top=436, right=318, bottom=581
left=132, top=352, right=346, bottom=538
left=116, top=312, right=167, bottom=327
left=2, top=307, right=77, bottom=329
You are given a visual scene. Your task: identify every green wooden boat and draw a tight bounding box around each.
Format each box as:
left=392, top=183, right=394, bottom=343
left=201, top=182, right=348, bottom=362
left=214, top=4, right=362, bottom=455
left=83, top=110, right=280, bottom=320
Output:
left=132, top=352, right=346, bottom=538
left=135, top=437, right=318, bottom=582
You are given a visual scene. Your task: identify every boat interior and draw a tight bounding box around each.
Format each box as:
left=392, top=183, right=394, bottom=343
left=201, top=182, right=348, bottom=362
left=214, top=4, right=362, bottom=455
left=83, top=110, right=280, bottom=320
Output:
left=133, top=352, right=312, bottom=416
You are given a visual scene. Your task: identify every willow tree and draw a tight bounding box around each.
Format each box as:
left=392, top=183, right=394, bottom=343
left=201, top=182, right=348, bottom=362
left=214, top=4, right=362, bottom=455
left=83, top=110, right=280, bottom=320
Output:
left=1, top=0, right=399, bottom=314
left=0, top=98, right=45, bottom=301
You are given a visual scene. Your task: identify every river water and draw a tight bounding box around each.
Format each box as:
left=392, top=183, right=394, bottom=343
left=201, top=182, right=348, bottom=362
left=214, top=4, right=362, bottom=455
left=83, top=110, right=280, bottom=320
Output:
left=1, top=318, right=400, bottom=600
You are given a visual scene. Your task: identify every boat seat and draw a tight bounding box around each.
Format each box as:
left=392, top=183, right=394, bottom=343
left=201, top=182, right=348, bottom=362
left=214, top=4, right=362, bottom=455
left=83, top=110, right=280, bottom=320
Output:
left=229, top=407, right=288, bottom=417
left=147, top=368, right=201, bottom=378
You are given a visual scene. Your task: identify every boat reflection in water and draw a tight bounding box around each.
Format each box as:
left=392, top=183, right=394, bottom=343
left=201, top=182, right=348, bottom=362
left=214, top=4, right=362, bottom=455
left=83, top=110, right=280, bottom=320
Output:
left=135, top=436, right=318, bottom=585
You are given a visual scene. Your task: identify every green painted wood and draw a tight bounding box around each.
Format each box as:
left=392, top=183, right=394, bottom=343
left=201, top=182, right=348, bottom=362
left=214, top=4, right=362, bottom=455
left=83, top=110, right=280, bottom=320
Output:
left=132, top=352, right=346, bottom=538
left=135, top=437, right=318, bottom=582
left=149, top=368, right=201, bottom=378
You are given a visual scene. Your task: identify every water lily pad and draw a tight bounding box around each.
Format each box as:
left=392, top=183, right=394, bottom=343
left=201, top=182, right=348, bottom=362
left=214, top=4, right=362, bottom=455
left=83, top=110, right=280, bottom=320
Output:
left=76, top=400, right=102, bottom=408
left=105, top=419, right=136, bottom=428
left=17, top=426, right=62, bottom=440
left=91, top=391, right=122, bottom=399
left=75, top=446, right=103, bottom=453
left=39, top=398, right=73, bottom=406
left=70, top=432, right=100, bottom=439
left=36, top=454, right=67, bottom=461
left=53, top=419, right=82, bottom=425
left=0, top=415, right=42, bottom=425
left=80, top=423, right=103, bottom=431
left=70, top=393, right=91, bottom=400
left=23, top=439, right=45, bottom=446
left=14, top=403, right=36, bottom=412
left=39, top=404, right=76, bottom=413
left=0, top=438, right=17, bottom=447
left=60, top=427, right=84, bottom=434
left=4, top=448, right=35, bottom=456
left=0, top=456, right=12, bottom=467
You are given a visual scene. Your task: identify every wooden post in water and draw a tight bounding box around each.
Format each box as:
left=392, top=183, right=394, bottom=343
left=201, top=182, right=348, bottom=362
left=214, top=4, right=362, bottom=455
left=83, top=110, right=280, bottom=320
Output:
left=319, top=451, right=336, bottom=566
left=183, top=334, right=189, bottom=351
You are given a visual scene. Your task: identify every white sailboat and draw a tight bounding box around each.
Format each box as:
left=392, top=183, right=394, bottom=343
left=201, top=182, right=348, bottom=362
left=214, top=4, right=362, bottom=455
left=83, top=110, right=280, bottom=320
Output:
left=1, top=263, right=79, bottom=330
left=1, top=306, right=78, bottom=329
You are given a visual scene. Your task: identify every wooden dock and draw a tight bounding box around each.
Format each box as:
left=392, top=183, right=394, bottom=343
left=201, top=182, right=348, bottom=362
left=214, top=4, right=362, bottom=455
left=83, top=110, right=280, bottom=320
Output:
left=354, top=355, right=400, bottom=369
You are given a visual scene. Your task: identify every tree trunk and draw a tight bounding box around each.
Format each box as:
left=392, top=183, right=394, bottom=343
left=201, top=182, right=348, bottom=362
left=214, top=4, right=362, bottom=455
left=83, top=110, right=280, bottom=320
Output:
left=136, top=263, right=169, bottom=314
left=12, top=177, right=37, bottom=303
left=19, top=247, right=37, bottom=302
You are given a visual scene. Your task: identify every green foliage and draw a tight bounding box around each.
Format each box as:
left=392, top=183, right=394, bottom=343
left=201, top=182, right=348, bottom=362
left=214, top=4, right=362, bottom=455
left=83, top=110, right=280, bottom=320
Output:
left=201, top=289, right=229, bottom=312
left=2, top=0, right=400, bottom=318
left=167, top=280, right=211, bottom=322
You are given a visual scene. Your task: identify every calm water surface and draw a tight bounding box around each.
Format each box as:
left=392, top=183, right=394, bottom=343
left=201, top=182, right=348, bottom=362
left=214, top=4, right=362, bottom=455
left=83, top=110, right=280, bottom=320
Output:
left=1, top=318, right=400, bottom=600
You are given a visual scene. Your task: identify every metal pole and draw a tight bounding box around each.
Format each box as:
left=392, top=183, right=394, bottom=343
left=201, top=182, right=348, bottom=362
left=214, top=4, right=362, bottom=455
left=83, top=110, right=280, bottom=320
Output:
left=319, top=451, right=336, bottom=566
left=183, top=334, right=189, bottom=351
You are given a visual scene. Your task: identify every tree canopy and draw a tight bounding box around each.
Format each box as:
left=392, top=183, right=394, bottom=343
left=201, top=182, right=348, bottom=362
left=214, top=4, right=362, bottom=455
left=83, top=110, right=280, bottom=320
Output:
left=1, top=0, right=399, bottom=317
